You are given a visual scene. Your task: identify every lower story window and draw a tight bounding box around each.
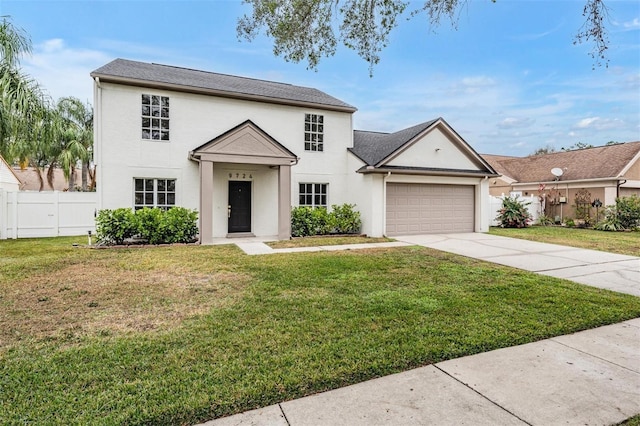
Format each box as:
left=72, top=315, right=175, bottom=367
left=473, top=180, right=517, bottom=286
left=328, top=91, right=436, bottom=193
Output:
left=134, top=178, right=176, bottom=210
left=299, top=183, right=327, bottom=207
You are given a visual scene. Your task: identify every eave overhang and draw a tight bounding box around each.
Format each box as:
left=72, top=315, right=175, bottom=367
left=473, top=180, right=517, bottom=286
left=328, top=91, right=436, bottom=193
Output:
left=90, top=73, right=358, bottom=114
left=357, top=165, right=501, bottom=178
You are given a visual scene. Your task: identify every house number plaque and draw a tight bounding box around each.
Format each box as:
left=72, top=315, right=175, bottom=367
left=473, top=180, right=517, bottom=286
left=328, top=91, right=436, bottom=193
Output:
left=228, top=172, right=253, bottom=180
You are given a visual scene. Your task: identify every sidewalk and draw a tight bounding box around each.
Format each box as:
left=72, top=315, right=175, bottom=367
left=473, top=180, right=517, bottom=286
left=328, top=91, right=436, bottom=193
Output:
left=199, top=318, right=640, bottom=426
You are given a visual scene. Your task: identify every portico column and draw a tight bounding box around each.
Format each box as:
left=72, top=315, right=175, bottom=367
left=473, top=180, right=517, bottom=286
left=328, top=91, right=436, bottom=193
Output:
left=278, top=165, right=291, bottom=240
left=199, top=161, right=214, bottom=244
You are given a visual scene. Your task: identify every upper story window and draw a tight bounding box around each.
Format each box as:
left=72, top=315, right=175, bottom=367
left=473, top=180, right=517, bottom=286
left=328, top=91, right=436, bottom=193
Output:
left=299, top=183, right=327, bottom=208
left=304, top=113, right=323, bottom=152
left=142, top=94, right=169, bottom=140
left=134, top=178, right=175, bottom=210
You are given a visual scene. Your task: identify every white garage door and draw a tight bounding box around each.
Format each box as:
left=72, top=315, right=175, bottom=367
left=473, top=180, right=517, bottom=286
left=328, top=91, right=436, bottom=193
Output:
left=386, top=183, right=475, bottom=236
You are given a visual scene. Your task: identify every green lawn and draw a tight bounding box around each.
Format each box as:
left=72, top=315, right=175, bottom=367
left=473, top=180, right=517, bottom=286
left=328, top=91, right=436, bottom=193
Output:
left=490, top=226, right=640, bottom=257
left=2, top=236, right=640, bottom=425
left=267, top=235, right=393, bottom=248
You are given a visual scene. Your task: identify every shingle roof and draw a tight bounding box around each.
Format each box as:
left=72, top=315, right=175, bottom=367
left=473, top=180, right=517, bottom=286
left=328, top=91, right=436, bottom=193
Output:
left=351, top=119, right=439, bottom=165
left=91, top=59, right=356, bottom=112
left=13, top=167, right=82, bottom=191
left=483, top=142, right=640, bottom=182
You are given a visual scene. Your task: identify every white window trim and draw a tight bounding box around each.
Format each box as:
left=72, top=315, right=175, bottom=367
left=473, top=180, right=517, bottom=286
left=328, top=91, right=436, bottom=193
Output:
left=141, top=94, right=170, bottom=141
left=299, top=182, right=328, bottom=208
left=304, top=113, right=324, bottom=152
left=133, top=178, right=176, bottom=210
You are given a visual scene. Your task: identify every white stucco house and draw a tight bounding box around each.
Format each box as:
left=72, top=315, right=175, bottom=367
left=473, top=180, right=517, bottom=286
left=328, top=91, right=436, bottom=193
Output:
left=91, top=59, right=498, bottom=243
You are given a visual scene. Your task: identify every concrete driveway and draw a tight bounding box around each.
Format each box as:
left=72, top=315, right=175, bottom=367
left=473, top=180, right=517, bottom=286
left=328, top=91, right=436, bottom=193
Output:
left=395, top=233, right=640, bottom=297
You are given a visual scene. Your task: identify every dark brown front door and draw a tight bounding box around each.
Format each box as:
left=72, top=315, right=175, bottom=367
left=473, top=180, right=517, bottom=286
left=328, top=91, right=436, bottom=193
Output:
left=228, top=181, right=251, bottom=233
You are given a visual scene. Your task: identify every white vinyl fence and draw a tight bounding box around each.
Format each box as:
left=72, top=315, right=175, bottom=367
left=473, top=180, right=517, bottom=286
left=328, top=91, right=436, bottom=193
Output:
left=490, top=194, right=542, bottom=227
left=0, top=189, right=97, bottom=239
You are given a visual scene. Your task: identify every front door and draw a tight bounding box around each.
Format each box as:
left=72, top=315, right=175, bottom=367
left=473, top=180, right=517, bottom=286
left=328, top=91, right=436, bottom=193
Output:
left=228, top=181, right=251, bottom=233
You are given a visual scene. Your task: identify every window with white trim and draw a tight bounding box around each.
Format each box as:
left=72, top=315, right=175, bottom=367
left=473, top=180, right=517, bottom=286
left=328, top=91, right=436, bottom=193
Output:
left=304, top=113, right=323, bottom=151
left=141, top=94, right=169, bottom=140
left=134, top=178, right=176, bottom=210
left=299, top=183, right=327, bottom=207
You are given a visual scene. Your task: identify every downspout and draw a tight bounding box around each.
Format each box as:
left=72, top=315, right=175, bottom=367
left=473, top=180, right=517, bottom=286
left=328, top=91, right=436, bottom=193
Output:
left=94, top=77, right=102, bottom=211
left=617, top=179, right=626, bottom=198
left=382, top=172, right=391, bottom=236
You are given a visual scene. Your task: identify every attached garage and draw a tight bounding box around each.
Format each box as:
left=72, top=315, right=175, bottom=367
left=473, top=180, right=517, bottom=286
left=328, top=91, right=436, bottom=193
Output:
left=386, top=183, right=475, bottom=236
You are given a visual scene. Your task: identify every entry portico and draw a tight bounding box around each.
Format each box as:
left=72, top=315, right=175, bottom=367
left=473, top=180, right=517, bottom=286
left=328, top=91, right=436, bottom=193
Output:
left=189, top=120, right=298, bottom=244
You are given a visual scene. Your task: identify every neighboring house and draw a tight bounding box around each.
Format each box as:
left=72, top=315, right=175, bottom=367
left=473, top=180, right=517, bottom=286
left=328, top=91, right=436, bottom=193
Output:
left=91, top=58, right=498, bottom=243
left=483, top=142, right=640, bottom=220
left=11, top=167, right=82, bottom=191
left=0, top=155, right=21, bottom=191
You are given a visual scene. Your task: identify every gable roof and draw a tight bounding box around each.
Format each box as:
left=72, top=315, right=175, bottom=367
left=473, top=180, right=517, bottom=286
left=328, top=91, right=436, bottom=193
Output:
left=483, top=142, right=640, bottom=183
left=91, top=59, right=357, bottom=113
left=351, top=119, right=439, bottom=166
left=190, top=119, right=297, bottom=166
left=349, top=117, right=498, bottom=177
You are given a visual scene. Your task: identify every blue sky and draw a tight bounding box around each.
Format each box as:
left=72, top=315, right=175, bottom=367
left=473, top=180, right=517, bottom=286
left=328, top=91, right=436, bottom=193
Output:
left=2, top=0, right=639, bottom=155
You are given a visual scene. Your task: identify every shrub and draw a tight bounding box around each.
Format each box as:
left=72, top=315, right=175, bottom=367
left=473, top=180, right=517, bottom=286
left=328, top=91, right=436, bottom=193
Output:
left=536, top=214, right=554, bottom=226
left=135, top=207, right=166, bottom=244
left=328, top=203, right=362, bottom=234
left=95, top=208, right=137, bottom=245
left=564, top=218, right=575, bottom=228
left=95, top=207, right=198, bottom=245
left=595, top=195, right=640, bottom=232
left=291, top=206, right=330, bottom=237
left=496, top=196, right=531, bottom=228
left=163, top=207, right=199, bottom=243
left=291, top=204, right=362, bottom=237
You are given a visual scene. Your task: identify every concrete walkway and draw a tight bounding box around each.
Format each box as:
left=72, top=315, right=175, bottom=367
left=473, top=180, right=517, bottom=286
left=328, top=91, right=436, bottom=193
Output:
left=199, top=233, right=640, bottom=426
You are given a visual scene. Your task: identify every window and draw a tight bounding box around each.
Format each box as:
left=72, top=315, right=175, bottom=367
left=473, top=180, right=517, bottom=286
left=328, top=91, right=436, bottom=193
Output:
left=304, top=113, right=323, bottom=151
left=299, top=183, right=327, bottom=207
left=134, top=178, right=176, bottom=210
left=141, top=94, right=169, bottom=140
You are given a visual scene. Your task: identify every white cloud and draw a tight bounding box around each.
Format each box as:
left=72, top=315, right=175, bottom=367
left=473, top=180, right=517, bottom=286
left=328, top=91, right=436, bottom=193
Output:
left=618, top=18, right=640, bottom=30
left=575, top=117, right=600, bottom=128
left=497, top=117, right=535, bottom=129
left=23, top=38, right=112, bottom=103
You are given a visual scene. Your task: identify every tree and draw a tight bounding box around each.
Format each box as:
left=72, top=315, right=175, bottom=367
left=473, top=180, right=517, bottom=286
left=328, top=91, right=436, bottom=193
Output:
left=561, top=142, right=594, bottom=151
left=55, top=97, right=94, bottom=191
left=0, top=17, right=55, bottom=189
left=238, top=0, right=611, bottom=74
left=529, top=145, right=557, bottom=156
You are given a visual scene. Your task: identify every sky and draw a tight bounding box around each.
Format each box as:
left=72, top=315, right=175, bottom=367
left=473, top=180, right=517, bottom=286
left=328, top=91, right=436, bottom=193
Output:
left=1, top=0, right=639, bottom=156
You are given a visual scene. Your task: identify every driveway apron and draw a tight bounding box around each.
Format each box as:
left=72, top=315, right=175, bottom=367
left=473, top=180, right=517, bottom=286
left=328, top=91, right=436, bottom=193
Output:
left=395, top=233, right=640, bottom=297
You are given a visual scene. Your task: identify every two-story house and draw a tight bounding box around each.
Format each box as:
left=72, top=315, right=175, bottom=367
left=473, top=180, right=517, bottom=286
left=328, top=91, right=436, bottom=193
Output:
left=91, top=59, right=498, bottom=243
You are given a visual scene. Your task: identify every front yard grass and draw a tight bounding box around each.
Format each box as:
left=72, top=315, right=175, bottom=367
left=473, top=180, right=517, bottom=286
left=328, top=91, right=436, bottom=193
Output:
left=267, top=235, right=393, bottom=248
left=2, top=236, right=640, bottom=425
left=489, top=226, right=640, bottom=256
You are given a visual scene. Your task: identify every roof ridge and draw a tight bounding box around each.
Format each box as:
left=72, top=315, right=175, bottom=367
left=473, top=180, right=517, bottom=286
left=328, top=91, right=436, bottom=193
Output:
left=148, top=60, right=302, bottom=89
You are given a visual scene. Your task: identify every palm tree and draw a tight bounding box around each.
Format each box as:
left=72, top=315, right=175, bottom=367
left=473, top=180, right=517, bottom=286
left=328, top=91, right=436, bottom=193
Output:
left=0, top=17, right=54, bottom=189
left=56, top=97, right=93, bottom=191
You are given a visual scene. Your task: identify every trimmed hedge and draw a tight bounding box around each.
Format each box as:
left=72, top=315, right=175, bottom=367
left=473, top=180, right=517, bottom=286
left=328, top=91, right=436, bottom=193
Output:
left=292, top=204, right=362, bottom=237
left=96, top=207, right=198, bottom=245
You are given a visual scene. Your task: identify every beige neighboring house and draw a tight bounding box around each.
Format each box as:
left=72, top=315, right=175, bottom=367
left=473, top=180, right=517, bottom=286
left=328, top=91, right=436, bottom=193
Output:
left=483, top=141, right=640, bottom=220
left=0, top=155, right=21, bottom=191
left=11, top=167, right=82, bottom=191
